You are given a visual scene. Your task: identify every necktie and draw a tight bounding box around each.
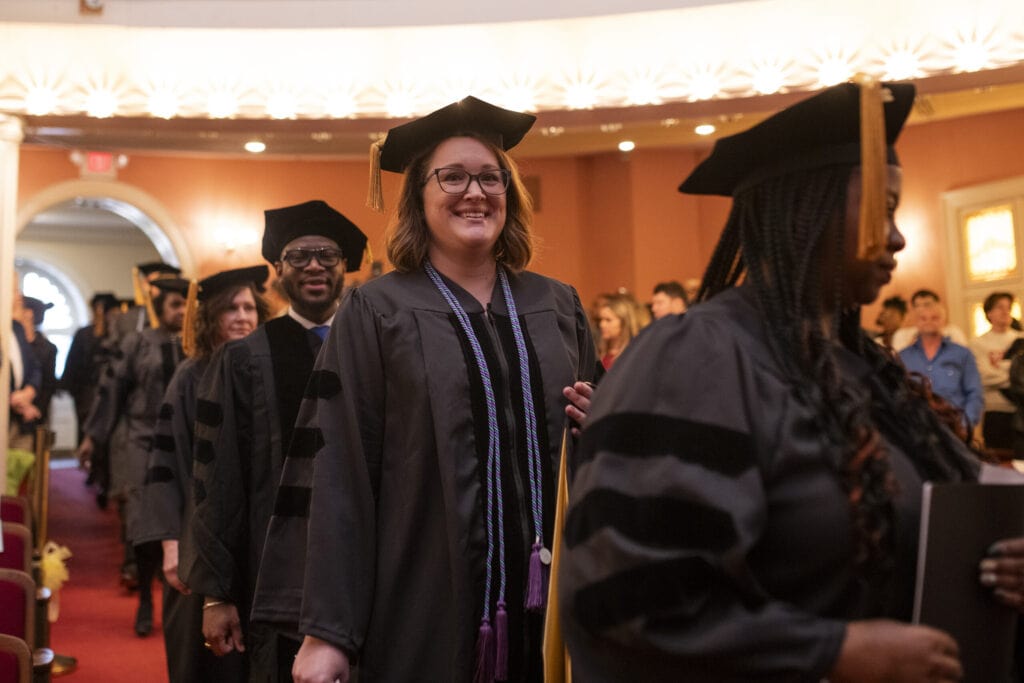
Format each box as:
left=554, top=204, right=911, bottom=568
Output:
left=312, top=325, right=330, bottom=341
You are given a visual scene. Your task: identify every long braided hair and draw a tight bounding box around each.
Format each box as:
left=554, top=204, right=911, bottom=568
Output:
left=699, top=164, right=977, bottom=588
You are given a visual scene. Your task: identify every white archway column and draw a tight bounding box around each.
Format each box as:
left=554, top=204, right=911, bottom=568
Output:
left=0, top=114, right=24, bottom=483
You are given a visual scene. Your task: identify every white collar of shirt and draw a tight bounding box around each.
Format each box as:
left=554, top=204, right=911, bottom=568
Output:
left=287, top=307, right=335, bottom=331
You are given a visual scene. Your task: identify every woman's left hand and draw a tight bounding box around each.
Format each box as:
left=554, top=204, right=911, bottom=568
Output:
left=564, top=381, right=594, bottom=437
left=979, top=537, right=1024, bottom=611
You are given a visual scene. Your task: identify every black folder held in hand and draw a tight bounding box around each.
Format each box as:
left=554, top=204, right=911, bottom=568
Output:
left=913, top=482, right=1024, bottom=683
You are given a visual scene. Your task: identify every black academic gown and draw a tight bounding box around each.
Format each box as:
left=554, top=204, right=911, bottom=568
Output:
left=252, top=269, right=597, bottom=683
left=9, top=321, right=42, bottom=438
left=135, top=357, right=245, bottom=683
left=85, top=327, right=184, bottom=528
left=184, top=315, right=323, bottom=682
left=28, top=333, right=58, bottom=422
left=62, top=324, right=105, bottom=441
left=558, top=286, right=981, bottom=682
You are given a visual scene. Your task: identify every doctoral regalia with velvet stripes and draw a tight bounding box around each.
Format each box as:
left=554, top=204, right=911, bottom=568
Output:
left=184, top=314, right=325, bottom=680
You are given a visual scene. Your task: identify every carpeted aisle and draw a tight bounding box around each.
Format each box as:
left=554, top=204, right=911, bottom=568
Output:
left=46, top=464, right=168, bottom=682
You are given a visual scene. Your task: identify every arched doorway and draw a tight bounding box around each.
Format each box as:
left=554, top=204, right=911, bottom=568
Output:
left=15, top=181, right=192, bottom=453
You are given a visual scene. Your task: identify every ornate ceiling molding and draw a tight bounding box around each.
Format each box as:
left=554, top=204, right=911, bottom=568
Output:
left=0, top=0, right=1022, bottom=123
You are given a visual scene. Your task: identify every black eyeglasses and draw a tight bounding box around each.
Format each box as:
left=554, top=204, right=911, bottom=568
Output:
left=280, top=247, right=344, bottom=268
left=428, top=167, right=511, bottom=195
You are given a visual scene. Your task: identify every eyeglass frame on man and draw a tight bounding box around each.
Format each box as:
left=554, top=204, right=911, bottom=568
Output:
left=280, top=247, right=345, bottom=269
left=426, top=167, right=511, bottom=195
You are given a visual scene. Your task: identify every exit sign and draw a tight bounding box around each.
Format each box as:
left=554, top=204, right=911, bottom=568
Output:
left=86, top=151, right=113, bottom=174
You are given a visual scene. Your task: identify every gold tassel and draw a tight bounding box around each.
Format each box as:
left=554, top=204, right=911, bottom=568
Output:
left=367, top=140, right=385, bottom=213
left=854, top=74, right=888, bottom=260
left=364, top=240, right=374, bottom=269
left=543, top=429, right=573, bottom=683
left=143, top=284, right=159, bottom=329
left=131, top=266, right=145, bottom=306
left=181, top=279, right=199, bottom=357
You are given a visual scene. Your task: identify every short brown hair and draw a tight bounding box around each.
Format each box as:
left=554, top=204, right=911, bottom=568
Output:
left=385, top=133, right=534, bottom=272
left=193, top=284, right=270, bottom=359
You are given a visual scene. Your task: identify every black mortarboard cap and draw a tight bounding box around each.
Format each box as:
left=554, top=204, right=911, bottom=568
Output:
left=368, top=96, right=536, bottom=211
left=136, top=262, right=182, bottom=277
left=150, top=277, right=190, bottom=297
left=197, top=265, right=269, bottom=302
left=378, top=96, right=536, bottom=174
left=91, top=292, right=119, bottom=311
left=261, top=200, right=368, bottom=272
left=679, top=81, right=915, bottom=196
left=22, top=296, right=53, bottom=325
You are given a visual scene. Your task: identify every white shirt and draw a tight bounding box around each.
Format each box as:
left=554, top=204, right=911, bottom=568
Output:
left=286, top=306, right=336, bottom=331
left=969, top=328, right=1023, bottom=414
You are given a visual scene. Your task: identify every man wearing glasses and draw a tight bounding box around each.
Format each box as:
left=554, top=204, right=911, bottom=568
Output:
left=184, top=200, right=367, bottom=682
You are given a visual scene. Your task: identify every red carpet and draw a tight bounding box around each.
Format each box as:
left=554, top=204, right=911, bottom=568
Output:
left=46, top=465, right=168, bottom=682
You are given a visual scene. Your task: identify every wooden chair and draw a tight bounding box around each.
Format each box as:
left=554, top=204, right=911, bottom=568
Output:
left=0, top=633, right=31, bottom=683
left=29, top=428, right=53, bottom=554
left=0, top=569, right=53, bottom=683
left=1, top=495, right=33, bottom=530
left=0, top=523, right=33, bottom=574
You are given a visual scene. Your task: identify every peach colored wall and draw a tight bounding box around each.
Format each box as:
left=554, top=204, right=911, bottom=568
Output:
left=14, top=104, right=1024, bottom=323
left=862, top=107, right=1024, bottom=327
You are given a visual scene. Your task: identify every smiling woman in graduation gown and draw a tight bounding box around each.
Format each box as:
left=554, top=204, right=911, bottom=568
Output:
left=267, top=97, right=597, bottom=683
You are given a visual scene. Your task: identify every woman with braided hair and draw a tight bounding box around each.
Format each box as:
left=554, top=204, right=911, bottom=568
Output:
left=558, top=81, right=1024, bottom=682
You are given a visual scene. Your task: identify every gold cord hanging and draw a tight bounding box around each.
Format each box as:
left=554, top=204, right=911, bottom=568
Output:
left=131, top=266, right=145, bottom=306
left=854, top=74, right=888, bottom=260
left=367, top=140, right=385, bottom=213
left=181, top=279, right=199, bottom=357
left=363, top=241, right=374, bottom=269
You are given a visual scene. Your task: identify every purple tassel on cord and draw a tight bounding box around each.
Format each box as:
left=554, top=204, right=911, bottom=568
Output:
left=525, top=542, right=547, bottom=611
left=494, top=602, right=509, bottom=681
left=473, top=617, right=495, bottom=683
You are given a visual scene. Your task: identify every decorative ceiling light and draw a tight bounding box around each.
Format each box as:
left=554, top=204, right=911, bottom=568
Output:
left=660, top=118, right=681, bottom=127
left=952, top=35, right=993, bottom=73
left=84, top=87, right=118, bottom=118
left=266, top=91, right=297, bottom=119
left=816, top=56, right=854, bottom=88
left=24, top=86, right=58, bottom=115
left=243, top=140, right=266, bottom=153
left=600, top=123, right=623, bottom=133
left=207, top=91, right=239, bottom=119
left=385, top=88, right=417, bottom=118
left=694, top=123, right=716, bottom=136
left=686, top=69, right=721, bottom=101
left=539, top=126, right=564, bottom=137
left=881, top=45, right=923, bottom=80
left=497, top=83, right=538, bottom=113
left=564, top=82, right=598, bottom=110
left=325, top=91, right=357, bottom=119
left=618, top=140, right=636, bottom=152
left=626, top=73, right=663, bottom=106
left=750, top=61, right=787, bottom=95
left=310, top=132, right=333, bottom=143
left=147, top=88, right=179, bottom=119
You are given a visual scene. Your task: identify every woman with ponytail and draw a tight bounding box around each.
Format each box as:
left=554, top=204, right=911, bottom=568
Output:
left=559, top=81, right=1024, bottom=682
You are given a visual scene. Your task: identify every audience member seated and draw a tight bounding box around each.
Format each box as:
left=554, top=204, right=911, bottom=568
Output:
left=873, top=294, right=906, bottom=349
left=597, top=291, right=650, bottom=370
left=650, top=280, right=687, bottom=319
left=969, top=291, right=1023, bottom=451
left=899, top=302, right=983, bottom=433
left=891, top=288, right=967, bottom=351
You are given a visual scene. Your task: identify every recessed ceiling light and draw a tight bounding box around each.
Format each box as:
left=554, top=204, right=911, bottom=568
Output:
left=618, top=140, right=636, bottom=152
left=695, top=123, right=716, bottom=136
left=244, top=140, right=266, bottom=153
